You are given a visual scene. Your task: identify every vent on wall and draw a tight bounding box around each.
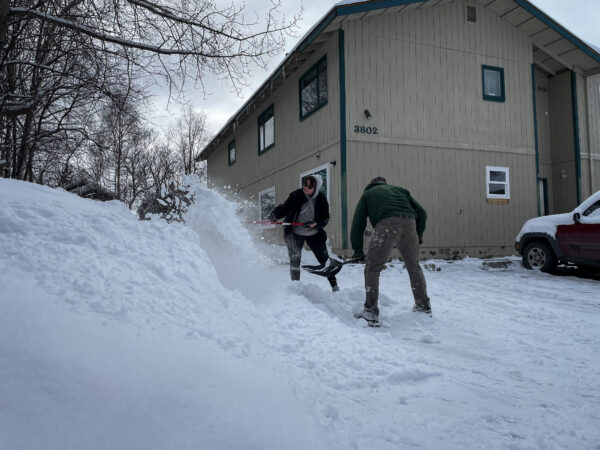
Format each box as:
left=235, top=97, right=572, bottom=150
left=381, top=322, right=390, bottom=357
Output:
left=466, top=5, right=477, bottom=23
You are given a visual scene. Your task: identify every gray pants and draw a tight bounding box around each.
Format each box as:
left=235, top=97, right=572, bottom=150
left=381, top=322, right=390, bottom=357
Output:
left=364, top=216, right=430, bottom=316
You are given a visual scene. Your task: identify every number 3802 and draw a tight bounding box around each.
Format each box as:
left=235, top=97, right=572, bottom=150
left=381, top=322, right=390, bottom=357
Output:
left=354, top=125, right=378, bottom=135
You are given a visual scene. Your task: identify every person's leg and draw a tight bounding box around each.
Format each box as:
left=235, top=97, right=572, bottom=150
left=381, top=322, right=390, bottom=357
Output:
left=363, top=218, right=397, bottom=317
left=306, top=234, right=338, bottom=290
left=397, top=217, right=430, bottom=311
left=284, top=232, right=304, bottom=281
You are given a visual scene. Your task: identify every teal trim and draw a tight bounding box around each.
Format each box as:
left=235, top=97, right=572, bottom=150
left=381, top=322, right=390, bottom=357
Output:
left=299, top=56, right=328, bottom=121
left=531, top=64, right=541, bottom=216
left=571, top=71, right=582, bottom=204
left=257, top=104, right=275, bottom=155
left=338, top=29, right=348, bottom=250
left=541, top=178, right=549, bottom=216
left=338, top=0, right=425, bottom=16
left=482, top=65, right=505, bottom=103
left=298, top=11, right=337, bottom=53
left=513, top=0, right=600, bottom=65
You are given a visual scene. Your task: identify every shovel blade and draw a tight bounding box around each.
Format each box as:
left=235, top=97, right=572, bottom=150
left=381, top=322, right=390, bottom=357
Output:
left=301, top=259, right=343, bottom=277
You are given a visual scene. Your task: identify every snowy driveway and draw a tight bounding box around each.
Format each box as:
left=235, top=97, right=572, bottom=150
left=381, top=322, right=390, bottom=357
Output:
left=253, top=256, right=600, bottom=449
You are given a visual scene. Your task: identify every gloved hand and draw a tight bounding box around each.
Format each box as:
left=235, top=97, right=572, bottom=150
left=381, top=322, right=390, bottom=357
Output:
left=418, top=237, right=423, bottom=245
left=351, top=251, right=365, bottom=263
left=267, top=212, right=277, bottom=222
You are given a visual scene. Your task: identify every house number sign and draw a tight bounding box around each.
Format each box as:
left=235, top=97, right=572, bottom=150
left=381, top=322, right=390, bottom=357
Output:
left=353, top=125, right=378, bottom=135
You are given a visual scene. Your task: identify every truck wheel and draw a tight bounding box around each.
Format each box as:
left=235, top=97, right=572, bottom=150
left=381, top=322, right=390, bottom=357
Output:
left=522, top=241, right=556, bottom=273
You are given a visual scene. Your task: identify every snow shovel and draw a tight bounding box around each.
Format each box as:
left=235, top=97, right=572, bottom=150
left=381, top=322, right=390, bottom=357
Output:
left=245, top=220, right=305, bottom=226
left=302, top=257, right=362, bottom=277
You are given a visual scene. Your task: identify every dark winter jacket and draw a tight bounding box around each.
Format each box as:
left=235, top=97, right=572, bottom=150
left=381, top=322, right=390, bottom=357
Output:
left=350, top=181, right=427, bottom=253
left=271, top=189, right=330, bottom=240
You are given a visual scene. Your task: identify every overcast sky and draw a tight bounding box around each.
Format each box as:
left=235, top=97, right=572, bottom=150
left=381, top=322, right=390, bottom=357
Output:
left=150, top=0, right=600, bottom=137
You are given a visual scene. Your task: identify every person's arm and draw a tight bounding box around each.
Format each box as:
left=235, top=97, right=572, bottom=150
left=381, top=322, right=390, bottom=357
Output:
left=410, top=196, right=427, bottom=242
left=350, top=196, right=368, bottom=256
left=269, top=191, right=297, bottom=220
left=312, top=194, right=330, bottom=229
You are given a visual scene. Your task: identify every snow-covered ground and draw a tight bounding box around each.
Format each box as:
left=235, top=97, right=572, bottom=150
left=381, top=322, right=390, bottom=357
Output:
left=1, top=178, right=599, bottom=450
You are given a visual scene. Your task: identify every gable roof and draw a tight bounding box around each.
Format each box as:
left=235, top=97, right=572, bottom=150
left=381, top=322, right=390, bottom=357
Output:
left=199, top=0, right=600, bottom=160
left=474, top=0, right=600, bottom=77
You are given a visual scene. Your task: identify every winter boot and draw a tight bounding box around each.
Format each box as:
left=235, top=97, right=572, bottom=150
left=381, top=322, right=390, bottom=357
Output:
left=328, top=277, right=339, bottom=292
left=290, top=267, right=301, bottom=281
left=413, top=299, right=432, bottom=316
left=354, top=309, right=379, bottom=324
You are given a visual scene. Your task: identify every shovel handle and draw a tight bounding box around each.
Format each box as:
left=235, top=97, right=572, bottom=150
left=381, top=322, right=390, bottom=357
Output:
left=245, top=220, right=305, bottom=226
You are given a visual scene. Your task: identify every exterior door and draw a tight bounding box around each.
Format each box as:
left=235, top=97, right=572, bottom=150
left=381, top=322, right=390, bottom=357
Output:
left=579, top=199, right=600, bottom=260
left=576, top=224, right=600, bottom=260
left=556, top=198, right=600, bottom=261
left=556, top=224, right=581, bottom=259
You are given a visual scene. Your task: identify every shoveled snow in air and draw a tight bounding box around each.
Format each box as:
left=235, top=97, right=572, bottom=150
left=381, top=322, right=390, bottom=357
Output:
left=1, top=177, right=599, bottom=450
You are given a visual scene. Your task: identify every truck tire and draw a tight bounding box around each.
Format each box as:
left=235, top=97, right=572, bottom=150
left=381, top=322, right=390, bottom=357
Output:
left=522, top=241, right=557, bottom=273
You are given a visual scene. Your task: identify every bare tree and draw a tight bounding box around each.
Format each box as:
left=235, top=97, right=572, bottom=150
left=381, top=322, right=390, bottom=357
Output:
left=3, top=0, right=300, bottom=111
left=169, top=105, right=208, bottom=176
left=1, top=0, right=300, bottom=183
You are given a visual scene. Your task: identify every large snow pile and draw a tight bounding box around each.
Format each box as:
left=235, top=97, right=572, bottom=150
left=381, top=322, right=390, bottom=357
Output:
left=1, top=178, right=599, bottom=450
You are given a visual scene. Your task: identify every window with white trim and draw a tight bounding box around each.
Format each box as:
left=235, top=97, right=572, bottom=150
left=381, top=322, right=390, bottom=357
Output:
left=486, top=166, right=510, bottom=199
left=228, top=140, right=236, bottom=166
left=299, top=164, right=330, bottom=200
left=258, top=186, right=276, bottom=220
left=258, top=105, right=274, bottom=154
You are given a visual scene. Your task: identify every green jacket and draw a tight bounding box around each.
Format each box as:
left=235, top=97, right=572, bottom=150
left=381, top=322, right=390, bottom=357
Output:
left=350, top=182, right=427, bottom=254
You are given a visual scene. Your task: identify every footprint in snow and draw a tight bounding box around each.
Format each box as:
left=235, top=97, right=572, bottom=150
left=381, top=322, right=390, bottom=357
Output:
left=387, top=369, right=441, bottom=385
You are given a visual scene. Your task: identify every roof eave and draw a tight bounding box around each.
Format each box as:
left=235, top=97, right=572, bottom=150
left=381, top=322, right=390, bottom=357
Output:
left=512, top=0, right=600, bottom=66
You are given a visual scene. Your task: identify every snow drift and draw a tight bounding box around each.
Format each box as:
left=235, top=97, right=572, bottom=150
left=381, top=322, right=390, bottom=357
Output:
left=1, top=177, right=599, bottom=450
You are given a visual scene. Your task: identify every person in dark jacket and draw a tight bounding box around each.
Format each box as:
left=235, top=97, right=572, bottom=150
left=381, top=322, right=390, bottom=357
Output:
left=269, top=174, right=339, bottom=292
left=351, top=176, right=431, bottom=324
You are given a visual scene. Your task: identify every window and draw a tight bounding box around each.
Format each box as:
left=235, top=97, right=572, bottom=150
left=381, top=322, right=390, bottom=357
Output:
left=486, top=166, right=510, bottom=199
left=258, top=187, right=276, bottom=220
left=299, top=164, right=330, bottom=200
left=299, top=57, right=328, bottom=119
left=258, top=105, right=275, bottom=154
left=466, top=5, right=477, bottom=23
left=583, top=201, right=600, bottom=217
left=482, top=65, right=505, bottom=102
left=228, top=140, right=236, bottom=166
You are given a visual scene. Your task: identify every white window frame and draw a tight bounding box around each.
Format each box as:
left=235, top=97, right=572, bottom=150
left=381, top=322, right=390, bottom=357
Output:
left=486, top=166, right=510, bottom=199
left=258, top=186, right=276, bottom=220
left=299, top=163, right=330, bottom=201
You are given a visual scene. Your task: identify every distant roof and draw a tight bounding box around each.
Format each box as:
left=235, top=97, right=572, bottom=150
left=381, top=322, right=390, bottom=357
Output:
left=199, top=0, right=600, bottom=160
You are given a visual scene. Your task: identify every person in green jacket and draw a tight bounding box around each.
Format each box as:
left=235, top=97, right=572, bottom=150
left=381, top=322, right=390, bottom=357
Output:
left=351, top=176, right=431, bottom=324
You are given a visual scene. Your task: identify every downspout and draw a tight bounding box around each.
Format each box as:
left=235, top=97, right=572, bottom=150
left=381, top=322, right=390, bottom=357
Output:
left=571, top=71, right=582, bottom=204
left=531, top=64, right=541, bottom=216
left=339, top=28, right=348, bottom=250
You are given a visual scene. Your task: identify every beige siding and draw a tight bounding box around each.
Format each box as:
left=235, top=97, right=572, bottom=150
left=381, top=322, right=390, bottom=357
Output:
left=207, top=35, right=341, bottom=197
left=345, top=141, right=536, bottom=257
left=204, top=0, right=594, bottom=256
left=341, top=0, right=537, bottom=255
left=344, top=0, right=533, bottom=150
left=582, top=74, right=600, bottom=195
